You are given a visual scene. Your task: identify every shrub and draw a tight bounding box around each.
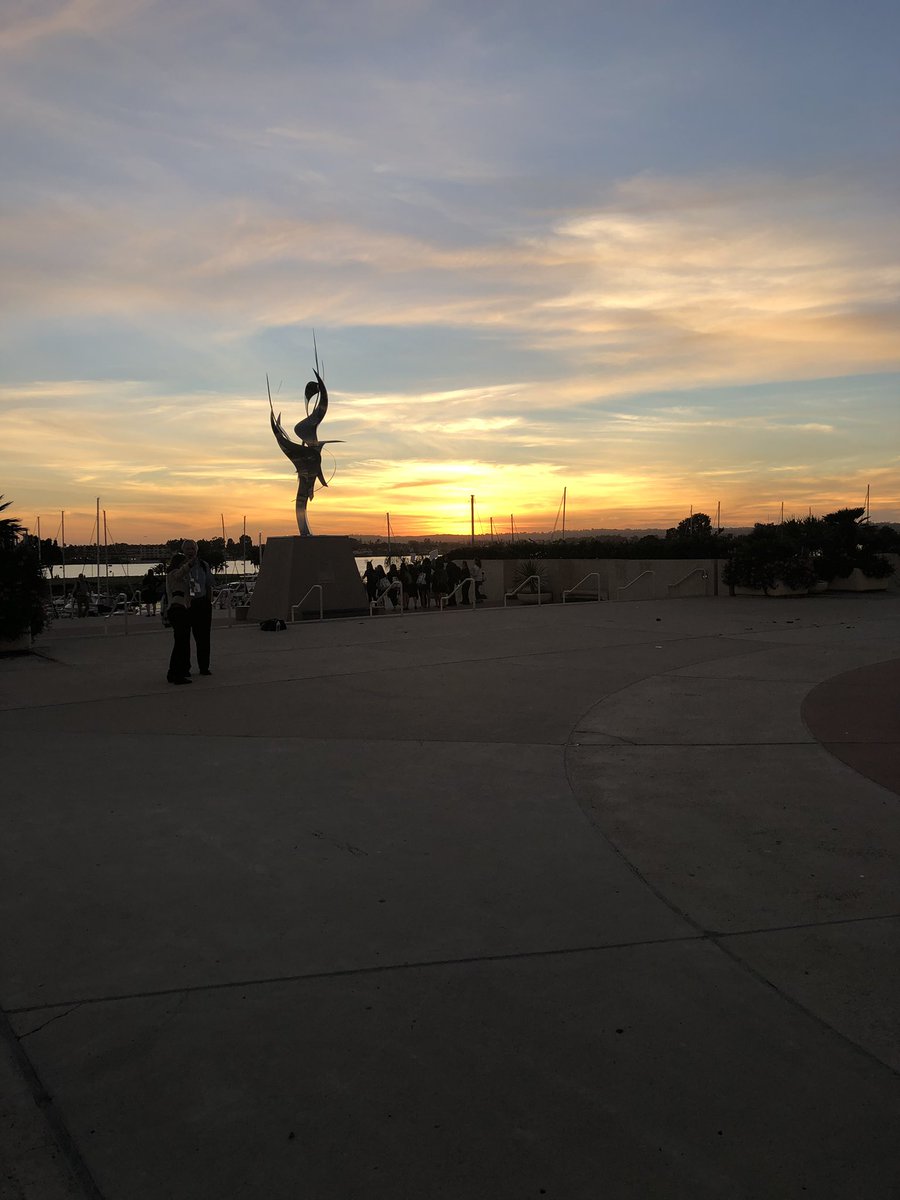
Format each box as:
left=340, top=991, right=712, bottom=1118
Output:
left=513, top=559, right=549, bottom=593
left=722, top=522, right=816, bottom=594
left=0, top=496, right=47, bottom=642
left=813, top=508, right=896, bottom=582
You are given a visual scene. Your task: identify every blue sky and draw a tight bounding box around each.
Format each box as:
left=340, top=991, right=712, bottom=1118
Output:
left=2, top=0, right=899, bottom=541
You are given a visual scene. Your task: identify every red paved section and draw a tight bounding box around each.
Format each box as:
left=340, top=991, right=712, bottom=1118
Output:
left=802, top=657, right=900, bottom=798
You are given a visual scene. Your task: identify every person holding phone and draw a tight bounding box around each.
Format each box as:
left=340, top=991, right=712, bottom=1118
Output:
left=165, top=552, right=192, bottom=684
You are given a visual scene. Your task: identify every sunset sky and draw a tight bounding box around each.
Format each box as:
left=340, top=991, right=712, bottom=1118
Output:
left=3, top=0, right=899, bottom=544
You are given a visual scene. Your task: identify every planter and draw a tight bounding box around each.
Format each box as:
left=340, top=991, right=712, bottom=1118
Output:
left=235, top=604, right=250, bottom=621
left=828, top=568, right=888, bottom=593
left=0, top=633, right=32, bottom=654
left=516, top=591, right=553, bottom=605
left=734, top=583, right=808, bottom=598
left=769, top=582, right=810, bottom=598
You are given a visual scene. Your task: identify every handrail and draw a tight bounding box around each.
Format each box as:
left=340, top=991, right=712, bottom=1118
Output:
left=439, top=579, right=477, bottom=612
left=615, top=570, right=655, bottom=601
left=370, top=582, right=404, bottom=615
left=103, top=594, right=136, bottom=634
left=666, top=568, right=709, bottom=597
left=214, top=584, right=251, bottom=611
left=291, top=584, right=324, bottom=622
left=562, top=571, right=605, bottom=604
left=504, top=575, right=546, bottom=607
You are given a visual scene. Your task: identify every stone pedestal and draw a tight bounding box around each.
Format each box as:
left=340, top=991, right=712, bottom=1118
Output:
left=248, top=537, right=368, bottom=622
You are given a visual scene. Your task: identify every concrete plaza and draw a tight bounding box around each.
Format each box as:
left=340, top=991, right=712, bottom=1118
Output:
left=2, top=593, right=899, bottom=1198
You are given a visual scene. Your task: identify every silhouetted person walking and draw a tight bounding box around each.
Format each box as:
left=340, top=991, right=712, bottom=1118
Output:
left=73, top=573, right=90, bottom=617
left=140, top=570, right=159, bottom=616
left=460, top=560, right=472, bottom=605
left=363, top=561, right=378, bottom=604
left=182, top=539, right=213, bottom=676
left=446, top=559, right=460, bottom=606
left=165, top=553, right=192, bottom=684
left=473, top=558, right=486, bottom=602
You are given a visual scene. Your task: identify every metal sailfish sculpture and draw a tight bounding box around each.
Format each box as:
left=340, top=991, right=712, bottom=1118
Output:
left=267, top=345, right=342, bottom=536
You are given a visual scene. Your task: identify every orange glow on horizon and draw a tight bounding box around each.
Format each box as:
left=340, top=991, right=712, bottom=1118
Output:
left=17, top=469, right=896, bottom=547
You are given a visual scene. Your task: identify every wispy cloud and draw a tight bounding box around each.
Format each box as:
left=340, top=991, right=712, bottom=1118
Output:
left=0, top=0, right=146, bottom=50
left=3, top=3, right=899, bottom=535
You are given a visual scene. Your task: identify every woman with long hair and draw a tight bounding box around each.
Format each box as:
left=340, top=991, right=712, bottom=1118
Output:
left=165, top=552, right=193, bottom=684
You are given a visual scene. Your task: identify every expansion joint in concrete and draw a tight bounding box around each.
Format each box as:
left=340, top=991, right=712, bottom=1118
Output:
left=8, top=931, right=711, bottom=1016
left=708, top=928, right=900, bottom=1080
left=0, top=1005, right=106, bottom=1199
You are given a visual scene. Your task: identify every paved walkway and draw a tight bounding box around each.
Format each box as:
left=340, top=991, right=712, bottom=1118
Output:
left=1, top=594, right=898, bottom=1199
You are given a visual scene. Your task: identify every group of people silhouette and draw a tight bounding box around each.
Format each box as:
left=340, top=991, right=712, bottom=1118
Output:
left=362, top=557, right=485, bottom=610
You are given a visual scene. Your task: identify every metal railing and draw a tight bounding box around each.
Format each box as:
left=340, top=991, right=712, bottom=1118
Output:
left=562, top=572, right=606, bottom=604
left=504, top=576, right=547, bottom=607
left=439, top=580, right=477, bottom=612
left=370, top=582, right=404, bottom=615
left=291, top=584, right=324, bottom=622
left=103, top=594, right=139, bottom=634
left=666, top=568, right=709, bottom=598
left=615, top=570, right=655, bottom=601
left=213, top=586, right=253, bottom=623
left=53, top=596, right=76, bottom=619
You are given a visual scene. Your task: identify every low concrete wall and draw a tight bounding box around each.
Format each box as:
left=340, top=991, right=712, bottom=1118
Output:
left=476, top=558, right=721, bottom=603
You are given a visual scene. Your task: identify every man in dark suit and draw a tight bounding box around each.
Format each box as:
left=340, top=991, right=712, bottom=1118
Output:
left=182, top=539, right=214, bottom=676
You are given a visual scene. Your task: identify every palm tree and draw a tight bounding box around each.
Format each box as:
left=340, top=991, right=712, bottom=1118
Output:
left=0, top=495, right=46, bottom=642
left=0, top=494, right=25, bottom=552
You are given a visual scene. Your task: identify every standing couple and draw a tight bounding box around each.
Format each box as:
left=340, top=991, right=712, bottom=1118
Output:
left=165, top=539, right=213, bottom=684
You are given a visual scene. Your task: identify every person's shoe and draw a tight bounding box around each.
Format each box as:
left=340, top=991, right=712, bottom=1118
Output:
left=167, top=675, right=192, bottom=684
left=199, top=669, right=212, bottom=676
